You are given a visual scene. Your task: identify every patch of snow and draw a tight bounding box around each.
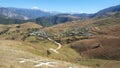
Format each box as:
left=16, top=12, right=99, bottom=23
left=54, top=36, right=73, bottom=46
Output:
left=31, top=6, right=40, bottom=10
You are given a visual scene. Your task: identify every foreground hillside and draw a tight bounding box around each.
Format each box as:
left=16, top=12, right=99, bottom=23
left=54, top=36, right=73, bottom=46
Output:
left=0, top=40, right=91, bottom=68
left=0, top=22, right=93, bottom=68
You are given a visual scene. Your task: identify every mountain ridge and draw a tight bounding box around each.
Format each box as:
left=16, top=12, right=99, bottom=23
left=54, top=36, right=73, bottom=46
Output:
left=0, top=7, right=55, bottom=20
left=0, top=4, right=120, bottom=26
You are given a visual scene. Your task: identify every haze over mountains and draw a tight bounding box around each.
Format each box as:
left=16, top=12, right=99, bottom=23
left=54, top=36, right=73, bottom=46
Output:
left=0, top=7, right=55, bottom=20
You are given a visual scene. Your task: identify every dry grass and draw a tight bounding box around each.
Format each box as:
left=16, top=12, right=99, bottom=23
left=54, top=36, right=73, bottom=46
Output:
left=43, top=20, right=90, bottom=34
left=7, top=22, right=42, bottom=32
left=78, top=59, right=120, bottom=68
left=0, top=40, right=90, bottom=68
left=20, top=22, right=43, bottom=29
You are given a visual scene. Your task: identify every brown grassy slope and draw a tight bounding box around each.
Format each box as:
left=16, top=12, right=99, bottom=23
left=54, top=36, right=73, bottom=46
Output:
left=7, top=22, right=42, bottom=32
left=0, top=40, right=88, bottom=68
left=19, top=22, right=43, bottom=28
left=70, top=37, right=120, bottom=60
left=70, top=19, right=120, bottom=60
left=43, top=17, right=120, bottom=68
left=43, top=19, right=90, bottom=34
left=0, top=22, right=42, bottom=40
left=43, top=16, right=120, bottom=60
left=90, top=24, right=120, bottom=37
left=44, top=17, right=120, bottom=34
left=0, top=22, right=81, bottom=63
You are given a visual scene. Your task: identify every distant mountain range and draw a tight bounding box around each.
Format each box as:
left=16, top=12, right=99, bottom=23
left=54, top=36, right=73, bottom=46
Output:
left=0, top=7, right=55, bottom=20
left=0, top=4, right=120, bottom=26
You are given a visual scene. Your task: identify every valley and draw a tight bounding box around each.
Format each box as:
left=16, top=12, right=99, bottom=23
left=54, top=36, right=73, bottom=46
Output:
left=0, top=3, right=120, bottom=68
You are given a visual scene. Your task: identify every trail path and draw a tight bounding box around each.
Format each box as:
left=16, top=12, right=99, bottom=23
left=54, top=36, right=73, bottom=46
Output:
left=47, top=38, right=62, bottom=54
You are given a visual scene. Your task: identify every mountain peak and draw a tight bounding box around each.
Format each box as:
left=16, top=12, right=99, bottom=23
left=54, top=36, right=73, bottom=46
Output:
left=31, top=6, right=40, bottom=10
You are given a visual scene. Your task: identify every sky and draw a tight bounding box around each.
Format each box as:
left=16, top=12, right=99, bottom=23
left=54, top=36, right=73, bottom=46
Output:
left=0, top=0, right=120, bottom=13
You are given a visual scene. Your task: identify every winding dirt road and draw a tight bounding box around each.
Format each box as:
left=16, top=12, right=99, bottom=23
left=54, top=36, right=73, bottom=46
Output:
left=48, top=38, right=62, bottom=54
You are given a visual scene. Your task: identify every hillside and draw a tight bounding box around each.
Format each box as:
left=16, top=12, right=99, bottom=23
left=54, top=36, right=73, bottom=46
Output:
left=0, top=22, right=42, bottom=40
left=42, top=11, right=120, bottom=68
left=43, top=9, right=120, bottom=60
left=92, top=5, right=120, bottom=17
left=35, top=14, right=80, bottom=27
left=0, top=15, right=27, bottom=24
left=0, top=22, right=93, bottom=68
left=0, top=40, right=90, bottom=68
left=43, top=19, right=90, bottom=33
left=0, top=22, right=81, bottom=62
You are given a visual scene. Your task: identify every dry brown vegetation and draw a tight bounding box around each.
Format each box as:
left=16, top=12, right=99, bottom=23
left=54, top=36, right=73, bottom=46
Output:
left=0, top=40, right=91, bottom=68
left=70, top=19, right=120, bottom=60
left=70, top=37, right=120, bottom=60
left=0, top=22, right=90, bottom=68
left=44, top=19, right=90, bottom=34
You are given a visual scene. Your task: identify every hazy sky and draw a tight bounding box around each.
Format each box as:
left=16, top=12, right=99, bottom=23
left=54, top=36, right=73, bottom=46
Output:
left=0, top=0, right=120, bottom=13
